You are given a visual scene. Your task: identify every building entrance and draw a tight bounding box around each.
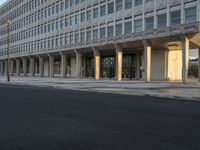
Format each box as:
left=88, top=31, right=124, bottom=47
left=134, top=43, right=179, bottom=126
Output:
left=101, top=56, right=115, bottom=78
left=122, top=54, right=137, bottom=79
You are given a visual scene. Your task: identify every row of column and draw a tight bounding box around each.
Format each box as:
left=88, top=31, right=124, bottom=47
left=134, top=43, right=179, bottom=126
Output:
left=0, top=40, right=200, bottom=82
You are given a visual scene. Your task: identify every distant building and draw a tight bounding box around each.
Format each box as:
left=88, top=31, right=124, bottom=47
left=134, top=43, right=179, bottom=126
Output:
left=0, top=0, right=200, bottom=82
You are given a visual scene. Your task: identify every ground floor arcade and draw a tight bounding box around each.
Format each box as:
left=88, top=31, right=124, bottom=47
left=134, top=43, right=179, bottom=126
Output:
left=0, top=37, right=200, bottom=82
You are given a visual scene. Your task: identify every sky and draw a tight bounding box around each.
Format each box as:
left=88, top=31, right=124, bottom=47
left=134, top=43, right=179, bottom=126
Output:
left=0, top=0, right=7, bottom=6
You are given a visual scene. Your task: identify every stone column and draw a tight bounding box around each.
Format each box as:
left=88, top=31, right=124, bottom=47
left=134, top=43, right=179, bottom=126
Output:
left=61, top=54, right=67, bottom=78
left=39, top=57, right=44, bottom=77
left=74, top=50, right=82, bottom=78
left=10, top=60, right=14, bottom=76
left=94, top=49, right=100, bottom=80
left=198, top=48, right=200, bottom=82
left=143, top=40, right=151, bottom=82
left=23, top=58, right=27, bottom=76
left=16, top=59, right=20, bottom=76
left=30, top=58, right=35, bottom=76
left=181, top=36, right=189, bottom=83
left=116, top=46, right=123, bottom=81
left=49, top=55, right=54, bottom=78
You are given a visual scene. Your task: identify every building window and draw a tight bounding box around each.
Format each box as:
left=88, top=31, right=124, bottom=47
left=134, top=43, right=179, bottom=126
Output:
left=100, top=27, right=106, bottom=39
left=75, top=33, right=79, bottom=43
left=125, top=0, right=132, bottom=9
left=69, top=34, right=73, bottom=44
left=86, top=30, right=91, bottom=42
left=75, top=14, right=79, bottom=24
left=116, top=0, right=123, bottom=11
left=60, top=19, right=64, bottom=29
left=108, top=2, right=114, bottom=14
left=170, top=10, right=181, bottom=26
left=185, top=7, right=196, bottom=23
left=87, top=10, right=92, bottom=20
left=100, top=5, right=106, bottom=16
left=93, top=29, right=98, bottom=40
left=157, top=14, right=166, bottom=28
left=145, top=16, right=154, bottom=30
left=80, top=32, right=85, bottom=42
left=81, top=12, right=85, bottom=22
left=135, top=19, right=142, bottom=32
left=116, top=23, right=122, bottom=36
left=93, top=8, right=98, bottom=19
left=107, top=26, right=114, bottom=38
left=124, top=21, right=132, bottom=34
left=135, top=0, right=142, bottom=6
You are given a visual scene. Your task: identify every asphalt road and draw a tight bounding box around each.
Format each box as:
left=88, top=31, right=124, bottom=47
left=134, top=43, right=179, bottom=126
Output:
left=0, top=84, right=200, bottom=150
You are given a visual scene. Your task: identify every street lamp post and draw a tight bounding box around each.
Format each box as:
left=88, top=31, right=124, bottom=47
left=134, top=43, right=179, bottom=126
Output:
left=6, top=19, right=11, bottom=82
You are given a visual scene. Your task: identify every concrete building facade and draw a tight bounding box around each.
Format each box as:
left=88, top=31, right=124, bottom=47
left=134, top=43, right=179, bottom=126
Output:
left=0, top=0, right=200, bottom=82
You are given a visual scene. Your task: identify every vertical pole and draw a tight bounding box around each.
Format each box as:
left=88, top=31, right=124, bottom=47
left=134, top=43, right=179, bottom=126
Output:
left=30, top=58, right=35, bottom=76
left=7, top=21, right=10, bottom=82
left=61, top=54, right=66, bottom=78
left=49, top=55, right=54, bottom=78
left=74, top=50, right=81, bottom=78
left=23, top=58, right=27, bottom=76
left=39, top=57, right=44, bottom=77
left=16, top=59, right=20, bottom=76
left=143, top=40, right=151, bottom=82
left=182, top=36, right=189, bottom=83
left=94, top=49, right=100, bottom=80
left=116, top=46, right=123, bottom=81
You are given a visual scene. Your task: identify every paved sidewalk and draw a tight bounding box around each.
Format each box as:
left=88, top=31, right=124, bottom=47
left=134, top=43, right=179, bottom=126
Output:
left=0, top=76, right=200, bottom=100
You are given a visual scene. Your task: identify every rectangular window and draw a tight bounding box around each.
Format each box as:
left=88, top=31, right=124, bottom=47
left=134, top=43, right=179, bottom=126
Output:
left=100, top=27, right=106, bottom=39
left=75, top=14, right=79, bottom=24
left=107, top=26, right=114, bottom=38
left=108, top=2, right=114, bottom=14
left=100, top=5, right=106, bottom=16
left=125, top=0, right=132, bottom=9
left=60, top=19, right=64, bottom=29
left=93, top=8, right=98, bottom=19
left=75, top=33, right=79, bottom=43
left=65, top=34, right=68, bottom=45
left=145, top=16, right=154, bottom=30
left=65, top=0, right=69, bottom=9
left=81, top=12, right=85, bottom=22
left=69, top=34, right=73, bottom=44
left=157, top=14, right=166, bottom=28
left=135, top=0, right=142, bottom=6
left=70, top=16, right=74, bottom=25
left=124, top=21, right=132, bottom=34
left=185, top=7, right=196, bottom=23
left=80, top=32, right=85, bottom=42
left=60, top=2, right=64, bottom=11
left=65, top=18, right=68, bottom=27
left=170, top=10, right=181, bottom=26
left=93, top=29, right=98, bottom=40
left=135, top=19, right=142, bottom=32
left=86, top=30, right=91, bottom=42
left=116, top=0, right=123, bottom=11
left=60, top=37, right=63, bottom=46
left=56, top=21, right=59, bottom=30
left=116, top=23, right=122, bottom=36
left=87, top=10, right=92, bottom=20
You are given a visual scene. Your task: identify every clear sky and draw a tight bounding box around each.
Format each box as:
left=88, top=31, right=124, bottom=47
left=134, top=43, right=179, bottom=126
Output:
left=0, top=0, right=7, bottom=6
